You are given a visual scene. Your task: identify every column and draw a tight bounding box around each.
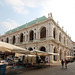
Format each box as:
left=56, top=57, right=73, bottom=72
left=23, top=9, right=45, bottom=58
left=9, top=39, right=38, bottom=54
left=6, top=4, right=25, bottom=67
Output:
left=46, top=30, right=48, bottom=39
left=49, top=44, right=53, bottom=62
left=56, top=29, right=59, bottom=41
left=23, top=34, right=25, bottom=42
left=49, top=22, right=53, bottom=40
left=10, top=37, right=12, bottom=44
left=25, top=34, right=27, bottom=42
left=15, top=36, right=17, bottom=44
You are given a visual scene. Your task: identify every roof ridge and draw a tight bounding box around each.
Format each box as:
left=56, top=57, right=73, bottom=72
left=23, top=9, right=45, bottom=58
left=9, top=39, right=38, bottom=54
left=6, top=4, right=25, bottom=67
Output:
left=5, top=16, right=47, bottom=34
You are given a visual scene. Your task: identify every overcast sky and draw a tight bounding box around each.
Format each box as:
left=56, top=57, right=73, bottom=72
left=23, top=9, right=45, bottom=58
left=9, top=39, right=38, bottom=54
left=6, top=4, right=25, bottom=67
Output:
left=0, top=0, right=75, bottom=41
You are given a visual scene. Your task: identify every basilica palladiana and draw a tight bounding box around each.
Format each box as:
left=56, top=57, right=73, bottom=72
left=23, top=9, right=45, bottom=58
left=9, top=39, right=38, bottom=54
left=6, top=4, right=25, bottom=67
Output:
left=0, top=13, right=73, bottom=62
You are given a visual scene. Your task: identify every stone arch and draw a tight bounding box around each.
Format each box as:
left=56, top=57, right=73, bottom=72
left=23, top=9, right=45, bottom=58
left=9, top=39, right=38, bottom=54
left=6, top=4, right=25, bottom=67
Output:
left=40, top=46, right=46, bottom=61
left=53, top=27, right=56, bottom=39
left=6, top=37, right=9, bottom=43
left=28, top=47, right=33, bottom=51
left=29, top=30, right=34, bottom=41
left=12, top=36, right=16, bottom=44
left=40, top=27, right=46, bottom=39
left=53, top=47, right=58, bottom=61
left=20, top=33, right=23, bottom=42
left=40, top=46, right=46, bottom=52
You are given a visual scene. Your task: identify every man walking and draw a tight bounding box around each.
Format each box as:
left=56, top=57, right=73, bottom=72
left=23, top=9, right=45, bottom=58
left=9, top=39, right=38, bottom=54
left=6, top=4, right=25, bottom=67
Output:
left=61, top=59, right=64, bottom=69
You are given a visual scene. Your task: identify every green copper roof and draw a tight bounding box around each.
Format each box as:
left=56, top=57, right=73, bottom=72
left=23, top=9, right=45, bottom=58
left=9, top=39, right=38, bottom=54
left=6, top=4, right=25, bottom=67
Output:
left=5, top=16, right=47, bottom=34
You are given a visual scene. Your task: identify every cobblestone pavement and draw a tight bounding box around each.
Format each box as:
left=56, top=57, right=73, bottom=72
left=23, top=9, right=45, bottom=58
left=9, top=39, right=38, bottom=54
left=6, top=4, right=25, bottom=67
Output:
left=16, top=62, right=75, bottom=75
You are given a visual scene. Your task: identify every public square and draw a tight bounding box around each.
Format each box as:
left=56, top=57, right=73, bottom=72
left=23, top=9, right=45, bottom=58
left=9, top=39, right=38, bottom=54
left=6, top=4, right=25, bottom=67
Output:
left=9, top=62, right=75, bottom=75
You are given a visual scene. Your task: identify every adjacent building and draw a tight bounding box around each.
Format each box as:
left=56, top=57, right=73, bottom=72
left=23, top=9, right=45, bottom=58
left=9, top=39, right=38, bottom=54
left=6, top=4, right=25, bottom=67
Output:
left=72, top=42, right=75, bottom=56
left=0, top=13, right=73, bottom=62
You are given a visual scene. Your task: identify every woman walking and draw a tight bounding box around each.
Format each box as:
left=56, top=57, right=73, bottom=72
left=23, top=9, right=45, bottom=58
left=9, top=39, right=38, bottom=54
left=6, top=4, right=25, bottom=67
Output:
left=64, top=59, right=68, bottom=69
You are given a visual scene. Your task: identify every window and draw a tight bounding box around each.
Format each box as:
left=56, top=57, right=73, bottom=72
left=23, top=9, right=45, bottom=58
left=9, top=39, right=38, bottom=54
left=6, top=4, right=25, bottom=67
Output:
left=20, top=33, right=23, bottom=42
left=6, top=38, right=9, bottom=43
left=53, top=28, right=56, bottom=39
left=1, top=39, right=3, bottom=42
left=40, top=27, right=46, bottom=39
left=73, top=47, right=75, bottom=49
left=29, top=30, right=34, bottom=41
left=13, top=36, right=16, bottom=44
left=59, top=33, right=61, bottom=42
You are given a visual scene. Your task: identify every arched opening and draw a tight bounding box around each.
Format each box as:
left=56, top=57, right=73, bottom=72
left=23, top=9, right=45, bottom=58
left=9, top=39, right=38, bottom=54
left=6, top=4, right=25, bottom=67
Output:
left=13, top=36, right=16, bottom=44
left=54, top=47, right=58, bottom=61
left=28, top=47, right=33, bottom=51
left=59, top=33, right=61, bottom=42
left=53, top=28, right=56, bottom=39
left=40, top=46, right=46, bottom=61
left=20, top=33, right=23, bottom=42
left=6, top=38, right=9, bottom=43
left=1, top=39, right=3, bottom=42
left=40, top=27, right=46, bottom=39
left=29, top=30, right=34, bottom=41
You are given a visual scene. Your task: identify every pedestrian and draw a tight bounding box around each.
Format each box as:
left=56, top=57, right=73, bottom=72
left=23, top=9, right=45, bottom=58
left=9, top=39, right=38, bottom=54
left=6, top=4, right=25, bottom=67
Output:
left=61, top=59, right=64, bottom=69
left=64, top=59, right=68, bottom=69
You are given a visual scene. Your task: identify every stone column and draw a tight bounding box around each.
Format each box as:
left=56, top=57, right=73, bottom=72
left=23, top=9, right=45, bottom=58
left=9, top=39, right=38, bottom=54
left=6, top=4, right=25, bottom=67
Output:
left=25, top=34, right=27, bottom=42
left=58, top=48, right=60, bottom=61
left=61, top=35, right=64, bottom=44
left=47, top=24, right=50, bottom=40
left=10, top=37, right=12, bottom=44
left=56, top=30, right=59, bottom=41
left=49, top=22, right=53, bottom=40
left=62, top=51, right=64, bottom=60
left=49, top=44, right=53, bottom=62
left=38, top=32, right=40, bottom=40
left=34, top=31, right=36, bottom=41
left=23, top=34, right=25, bottom=42
left=26, top=34, right=28, bottom=42
left=15, top=36, right=17, bottom=44
left=9, top=38, right=11, bottom=44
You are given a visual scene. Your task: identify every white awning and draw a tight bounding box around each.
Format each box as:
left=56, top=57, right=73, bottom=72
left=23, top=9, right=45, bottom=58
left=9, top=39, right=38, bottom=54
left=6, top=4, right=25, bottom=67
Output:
left=0, top=41, right=30, bottom=54
left=65, top=56, right=74, bottom=58
left=31, top=50, right=59, bottom=56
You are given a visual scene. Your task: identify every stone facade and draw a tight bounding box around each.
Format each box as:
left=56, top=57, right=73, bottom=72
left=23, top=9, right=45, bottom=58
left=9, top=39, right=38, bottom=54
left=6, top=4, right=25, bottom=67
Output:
left=72, top=42, right=75, bottom=56
left=0, top=13, right=73, bottom=62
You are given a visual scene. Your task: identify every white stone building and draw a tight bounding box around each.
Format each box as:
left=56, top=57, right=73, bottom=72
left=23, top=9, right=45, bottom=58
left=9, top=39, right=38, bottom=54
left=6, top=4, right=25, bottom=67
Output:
left=0, top=13, right=73, bottom=62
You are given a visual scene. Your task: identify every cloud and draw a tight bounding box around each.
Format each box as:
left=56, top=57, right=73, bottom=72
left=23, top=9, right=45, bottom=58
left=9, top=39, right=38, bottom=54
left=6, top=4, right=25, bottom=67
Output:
left=5, top=0, right=29, bottom=14
left=0, top=19, right=19, bottom=30
left=5, top=0, right=42, bottom=14
left=5, top=0, right=44, bottom=14
left=0, top=1, right=4, bottom=6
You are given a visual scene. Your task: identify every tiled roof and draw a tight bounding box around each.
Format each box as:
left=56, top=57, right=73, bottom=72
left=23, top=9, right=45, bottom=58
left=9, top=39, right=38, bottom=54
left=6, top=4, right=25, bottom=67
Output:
left=5, top=16, right=47, bottom=34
